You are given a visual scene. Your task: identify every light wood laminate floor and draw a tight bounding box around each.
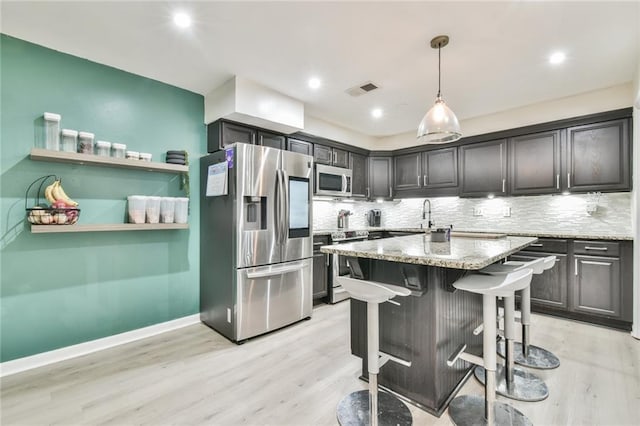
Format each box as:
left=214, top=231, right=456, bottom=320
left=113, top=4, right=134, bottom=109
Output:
left=1, top=302, right=639, bottom=425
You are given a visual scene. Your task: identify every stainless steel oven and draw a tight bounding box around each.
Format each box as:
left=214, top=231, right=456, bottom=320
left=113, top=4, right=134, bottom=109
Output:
left=316, top=164, right=352, bottom=197
left=330, top=230, right=369, bottom=303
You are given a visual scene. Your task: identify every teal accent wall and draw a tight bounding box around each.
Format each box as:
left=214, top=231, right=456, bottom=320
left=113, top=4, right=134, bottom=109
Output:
left=0, top=34, right=205, bottom=362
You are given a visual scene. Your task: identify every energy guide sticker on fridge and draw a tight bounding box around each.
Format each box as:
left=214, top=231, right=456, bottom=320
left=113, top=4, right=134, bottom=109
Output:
left=206, top=162, right=228, bottom=196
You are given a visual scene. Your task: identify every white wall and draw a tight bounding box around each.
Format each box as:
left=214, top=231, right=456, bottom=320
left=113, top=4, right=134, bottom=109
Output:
left=303, top=114, right=377, bottom=150
left=373, top=83, right=635, bottom=151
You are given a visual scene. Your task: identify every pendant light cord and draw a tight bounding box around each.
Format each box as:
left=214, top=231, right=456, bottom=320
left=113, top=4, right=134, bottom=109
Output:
left=437, top=44, right=442, bottom=98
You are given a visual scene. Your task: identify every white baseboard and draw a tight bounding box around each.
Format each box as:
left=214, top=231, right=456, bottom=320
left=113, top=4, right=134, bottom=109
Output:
left=0, top=314, right=201, bottom=378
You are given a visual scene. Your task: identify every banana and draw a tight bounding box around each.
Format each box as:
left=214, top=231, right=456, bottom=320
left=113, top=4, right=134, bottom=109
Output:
left=52, top=180, right=79, bottom=207
left=44, top=181, right=57, bottom=204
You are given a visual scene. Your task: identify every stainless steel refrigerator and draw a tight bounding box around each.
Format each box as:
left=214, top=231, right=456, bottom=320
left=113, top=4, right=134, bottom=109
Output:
left=200, top=143, right=313, bottom=343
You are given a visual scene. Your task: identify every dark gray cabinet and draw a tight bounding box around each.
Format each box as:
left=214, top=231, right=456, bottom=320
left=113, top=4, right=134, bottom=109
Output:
left=257, top=131, right=285, bottom=150
left=394, top=153, right=421, bottom=191
left=313, top=235, right=330, bottom=300
left=350, top=152, right=368, bottom=198
left=509, top=251, right=568, bottom=309
left=509, top=130, right=562, bottom=195
left=369, top=156, right=393, bottom=199
left=566, top=119, right=631, bottom=192
left=314, top=144, right=349, bottom=168
left=459, top=139, right=507, bottom=197
left=207, top=121, right=256, bottom=152
left=422, top=147, right=458, bottom=190
left=512, top=238, right=632, bottom=329
left=287, top=138, right=313, bottom=156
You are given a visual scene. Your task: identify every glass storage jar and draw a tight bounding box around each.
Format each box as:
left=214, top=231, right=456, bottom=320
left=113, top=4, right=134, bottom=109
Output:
left=43, top=112, right=61, bottom=150
left=77, top=132, right=95, bottom=154
left=95, top=141, right=111, bottom=156
left=111, top=143, right=126, bottom=158
left=60, top=129, right=78, bottom=153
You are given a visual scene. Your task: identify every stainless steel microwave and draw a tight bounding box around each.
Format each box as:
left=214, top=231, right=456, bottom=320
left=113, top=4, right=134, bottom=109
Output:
left=315, top=164, right=352, bottom=197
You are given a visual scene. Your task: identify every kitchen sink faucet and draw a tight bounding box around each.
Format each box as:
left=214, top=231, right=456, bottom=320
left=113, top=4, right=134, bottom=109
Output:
left=422, top=199, right=434, bottom=229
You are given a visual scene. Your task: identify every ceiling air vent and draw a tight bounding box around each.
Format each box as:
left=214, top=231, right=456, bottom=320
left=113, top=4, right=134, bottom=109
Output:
left=346, top=81, right=380, bottom=97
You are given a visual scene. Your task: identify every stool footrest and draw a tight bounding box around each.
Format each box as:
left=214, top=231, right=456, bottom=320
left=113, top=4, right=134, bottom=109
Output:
left=379, top=351, right=411, bottom=368
left=447, top=344, right=483, bottom=367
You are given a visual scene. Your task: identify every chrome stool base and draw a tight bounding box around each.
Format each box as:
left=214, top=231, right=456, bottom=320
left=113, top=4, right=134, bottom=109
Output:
left=474, top=365, right=549, bottom=402
left=497, top=340, right=560, bottom=370
left=337, top=390, right=412, bottom=426
left=449, top=395, right=532, bottom=426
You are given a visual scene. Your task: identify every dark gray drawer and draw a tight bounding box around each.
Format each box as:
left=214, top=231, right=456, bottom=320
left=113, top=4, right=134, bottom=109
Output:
left=524, top=238, right=568, bottom=253
left=574, top=240, right=620, bottom=257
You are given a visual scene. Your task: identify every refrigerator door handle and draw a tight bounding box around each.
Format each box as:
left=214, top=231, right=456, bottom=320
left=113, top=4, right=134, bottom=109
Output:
left=246, top=262, right=305, bottom=278
left=274, top=169, right=282, bottom=244
left=282, top=169, right=290, bottom=244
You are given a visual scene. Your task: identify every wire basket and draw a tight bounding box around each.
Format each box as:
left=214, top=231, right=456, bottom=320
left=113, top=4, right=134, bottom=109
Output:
left=25, top=175, right=80, bottom=225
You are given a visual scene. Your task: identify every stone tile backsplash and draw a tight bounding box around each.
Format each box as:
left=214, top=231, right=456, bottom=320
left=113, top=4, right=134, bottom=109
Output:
left=313, top=192, right=633, bottom=236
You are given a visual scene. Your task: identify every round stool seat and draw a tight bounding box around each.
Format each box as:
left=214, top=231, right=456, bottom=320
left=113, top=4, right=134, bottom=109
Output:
left=336, top=276, right=411, bottom=303
left=453, top=268, right=533, bottom=298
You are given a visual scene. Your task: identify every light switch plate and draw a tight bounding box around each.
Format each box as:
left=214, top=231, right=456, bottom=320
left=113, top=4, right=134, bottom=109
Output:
left=473, top=207, right=484, bottom=216
left=503, top=207, right=511, bottom=217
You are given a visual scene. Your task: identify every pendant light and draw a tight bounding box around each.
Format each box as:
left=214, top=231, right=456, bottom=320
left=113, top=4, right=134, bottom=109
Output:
left=417, top=35, right=462, bottom=144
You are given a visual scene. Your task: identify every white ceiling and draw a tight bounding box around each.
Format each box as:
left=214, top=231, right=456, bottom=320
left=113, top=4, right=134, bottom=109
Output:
left=2, top=1, right=639, bottom=137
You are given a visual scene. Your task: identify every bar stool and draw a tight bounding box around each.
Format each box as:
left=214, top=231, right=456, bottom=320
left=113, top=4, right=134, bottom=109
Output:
left=482, top=256, right=560, bottom=369
left=336, top=276, right=413, bottom=426
left=474, top=257, right=549, bottom=402
left=447, top=268, right=534, bottom=426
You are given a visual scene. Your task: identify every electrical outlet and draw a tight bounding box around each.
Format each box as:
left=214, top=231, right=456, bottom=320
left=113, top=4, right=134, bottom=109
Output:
left=473, top=207, right=484, bottom=216
left=503, top=207, right=511, bottom=217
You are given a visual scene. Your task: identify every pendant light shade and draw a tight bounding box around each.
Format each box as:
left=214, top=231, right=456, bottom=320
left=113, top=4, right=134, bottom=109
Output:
left=417, top=35, right=462, bottom=144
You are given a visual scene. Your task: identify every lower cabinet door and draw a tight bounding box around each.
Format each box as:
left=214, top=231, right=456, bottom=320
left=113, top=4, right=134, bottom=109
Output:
left=572, top=255, right=621, bottom=318
left=312, top=253, right=328, bottom=299
left=510, top=251, right=567, bottom=309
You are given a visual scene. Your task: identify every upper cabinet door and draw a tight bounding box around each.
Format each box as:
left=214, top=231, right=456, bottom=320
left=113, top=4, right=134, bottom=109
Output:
left=509, top=130, right=562, bottom=195
left=422, top=147, right=458, bottom=189
left=313, top=144, right=333, bottom=165
left=287, top=138, right=313, bottom=156
left=566, top=119, right=631, bottom=192
left=257, top=131, right=285, bottom=150
left=394, top=153, right=421, bottom=191
left=221, top=122, right=256, bottom=148
left=333, top=148, right=349, bottom=168
left=459, top=139, right=507, bottom=197
left=369, top=157, right=393, bottom=199
left=350, top=152, right=368, bottom=198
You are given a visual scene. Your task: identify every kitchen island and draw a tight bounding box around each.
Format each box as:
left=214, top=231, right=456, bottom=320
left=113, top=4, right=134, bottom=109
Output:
left=321, top=233, right=537, bottom=416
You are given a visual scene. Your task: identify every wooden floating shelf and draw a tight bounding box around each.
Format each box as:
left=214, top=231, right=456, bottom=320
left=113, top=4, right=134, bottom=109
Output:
left=30, top=223, right=189, bottom=234
left=30, top=148, right=189, bottom=174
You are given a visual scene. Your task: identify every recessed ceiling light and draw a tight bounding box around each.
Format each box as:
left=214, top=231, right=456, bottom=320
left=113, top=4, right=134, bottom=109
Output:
left=308, top=77, right=321, bottom=90
left=173, top=12, right=192, bottom=28
left=549, top=51, right=566, bottom=65
left=371, top=108, right=383, bottom=119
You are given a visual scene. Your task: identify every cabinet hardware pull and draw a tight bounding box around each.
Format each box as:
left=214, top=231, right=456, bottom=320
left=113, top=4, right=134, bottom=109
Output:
left=325, top=254, right=329, bottom=266
left=367, top=187, right=370, bottom=198
left=333, top=152, right=336, bottom=164
left=417, top=175, right=420, bottom=185
left=424, top=175, right=428, bottom=186
left=389, top=187, right=392, bottom=198
left=575, top=258, right=578, bottom=275
left=556, top=174, right=560, bottom=189
left=529, top=243, right=543, bottom=247
left=567, top=172, right=571, bottom=188
left=502, top=178, right=506, bottom=193
left=386, top=299, right=401, bottom=306
left=584, top=246, right=608, bottom=251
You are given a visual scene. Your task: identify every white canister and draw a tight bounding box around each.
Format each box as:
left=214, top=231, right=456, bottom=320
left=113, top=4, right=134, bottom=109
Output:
left=43, top=112, right=61, bottom=150
left=78, top=131, right=95, bottom=154
left=111, top=143, right=127, bottom=158
left=95, top=141, right=111, bottom=156
left=174, top=197, right=189, bottom=224
left=139, top=152, right=152, bottom=162
left=145, top=196, right=161, bottom=224
left=160, top=197, right=176, bottom=223
left=126, top=151, right=140, bottom=160
left=60, top=129, right=78, bottom=153
left=127, top=195, right=146, bottom=224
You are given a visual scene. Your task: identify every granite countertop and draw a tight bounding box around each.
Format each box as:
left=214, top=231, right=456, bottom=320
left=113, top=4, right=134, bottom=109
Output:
left=320, top=234, right=538, bottom=270
left=313, top=227, right=633, bottom=241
